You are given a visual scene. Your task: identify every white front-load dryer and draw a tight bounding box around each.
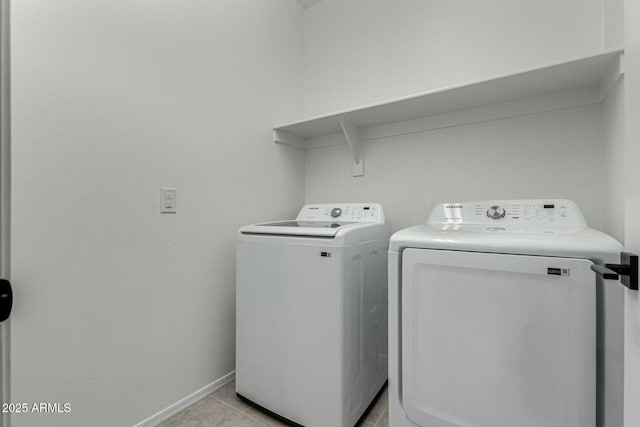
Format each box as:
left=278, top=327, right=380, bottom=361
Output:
left=236, top=203, right=390, bottom=427
left=389, top=200, right=624, bottom=427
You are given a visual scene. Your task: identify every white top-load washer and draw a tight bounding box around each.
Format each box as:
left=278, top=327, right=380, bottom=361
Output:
left=389, top=199, right=625, bottom=427
left=236, top=203, right=390, bottom=427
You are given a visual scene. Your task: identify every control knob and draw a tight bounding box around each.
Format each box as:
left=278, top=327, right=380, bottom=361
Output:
left=330, top=207, right=342, bottom=218
left=487, top=206, right=506, bottom=220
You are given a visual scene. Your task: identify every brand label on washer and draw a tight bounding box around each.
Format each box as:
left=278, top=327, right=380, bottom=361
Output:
left=548, top=267, right=570, bottom=276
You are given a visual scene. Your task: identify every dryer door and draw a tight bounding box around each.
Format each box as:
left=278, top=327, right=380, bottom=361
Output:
left=401, top=249, right=595, bottom=427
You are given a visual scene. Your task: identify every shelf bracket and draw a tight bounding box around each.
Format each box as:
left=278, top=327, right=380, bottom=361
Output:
left=599, top=52, right=625, bottom=101
left=339, top=120, right=364, bottom=177
left=273, top=129, right=305, bottom=149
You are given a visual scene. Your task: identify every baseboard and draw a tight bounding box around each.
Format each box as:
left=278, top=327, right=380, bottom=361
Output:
left=133, top=370, right=235, bottom=427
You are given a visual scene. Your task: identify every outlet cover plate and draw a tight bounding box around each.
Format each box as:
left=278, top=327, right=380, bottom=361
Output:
left=160, top=188, right=177, bottom=213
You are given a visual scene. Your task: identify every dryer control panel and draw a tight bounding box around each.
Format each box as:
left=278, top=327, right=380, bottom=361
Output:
left=429, top=199, right=587, bottom=227
left=296, top=203, right=385, bottom=223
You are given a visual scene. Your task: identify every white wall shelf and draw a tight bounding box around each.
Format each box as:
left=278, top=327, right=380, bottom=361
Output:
left=273, top=48, right=624, bottom=176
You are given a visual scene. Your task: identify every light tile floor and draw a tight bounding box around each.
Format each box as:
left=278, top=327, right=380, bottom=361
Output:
left=159, top=381, right=389, bottom=427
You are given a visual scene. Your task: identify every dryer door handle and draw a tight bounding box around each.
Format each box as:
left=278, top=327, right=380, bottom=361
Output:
left=591, top=264, right=620, bottom=280
left=591, top=252, right=638, bottom=291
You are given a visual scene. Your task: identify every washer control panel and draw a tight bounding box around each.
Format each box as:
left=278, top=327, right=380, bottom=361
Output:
left=429, top=199, right=587, bottom=227
left=296, top=203, right=384, bottom=223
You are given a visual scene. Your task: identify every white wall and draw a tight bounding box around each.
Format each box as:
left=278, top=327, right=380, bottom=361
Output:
left=623, top=1, right=640, bottom=425
left=604, top=0, right=624, bottom=48
left=303, top=0, right=604, bottom=116
left=600, top=3, right=629, bottom=426
left=603, top=79, right=625, bottom=242
left=11, top=1, right=304, bottom=426
left=303, top=0, right=609, bottom=231
left=305, top=105, right=607, bottom=232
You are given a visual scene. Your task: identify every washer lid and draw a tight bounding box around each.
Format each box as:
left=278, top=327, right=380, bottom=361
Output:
left=239, top=220, right=358, bottom=238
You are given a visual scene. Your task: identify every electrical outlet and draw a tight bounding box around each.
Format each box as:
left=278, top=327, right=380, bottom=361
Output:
left=160, top=188, right=177, bottom=213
